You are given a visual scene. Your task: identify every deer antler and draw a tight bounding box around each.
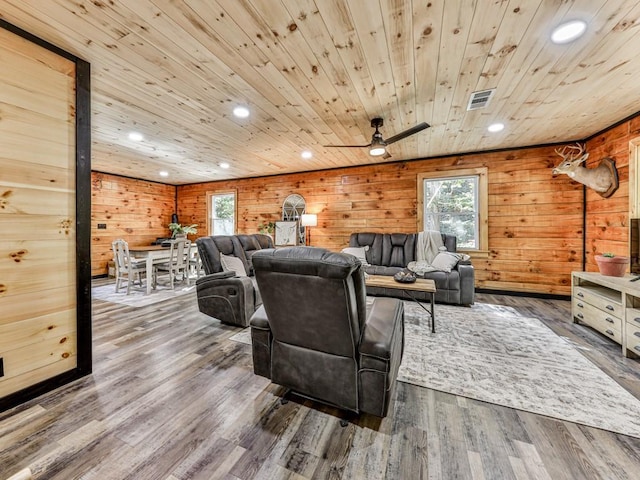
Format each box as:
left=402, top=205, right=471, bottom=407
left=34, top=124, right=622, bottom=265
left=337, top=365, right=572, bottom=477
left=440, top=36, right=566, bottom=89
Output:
left=554, top=143, right=588, bottom=163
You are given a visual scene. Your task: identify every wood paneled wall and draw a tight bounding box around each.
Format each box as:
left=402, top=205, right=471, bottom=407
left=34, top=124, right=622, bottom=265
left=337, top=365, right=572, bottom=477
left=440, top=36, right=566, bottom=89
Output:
left=0, top=27, right=77, bottom=398
left=177, top=145, right=584, bottom=295
left=91, top=172, right=176, bottom=276
left=584, top=116, right=640, bottom=271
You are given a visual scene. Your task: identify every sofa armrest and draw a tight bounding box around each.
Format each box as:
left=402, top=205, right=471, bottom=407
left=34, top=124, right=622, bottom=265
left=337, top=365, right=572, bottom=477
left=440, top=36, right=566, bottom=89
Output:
left=358, top=297, right=404, bottom=417
left=359, top=297, right=404, bottom=365
left=457, top=262, right=475, bottom=305
left=196, top=271, right=236, bottom=284
left=196, top=273, right=254, bottom=293
left=250, top=305, right=272, bottom=379
left=196, top=274, right=256, bottom=327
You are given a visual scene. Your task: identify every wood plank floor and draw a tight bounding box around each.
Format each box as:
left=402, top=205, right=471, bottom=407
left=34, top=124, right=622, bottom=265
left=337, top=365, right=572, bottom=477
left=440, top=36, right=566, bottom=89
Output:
left=1, top=282, right=639, bottom=479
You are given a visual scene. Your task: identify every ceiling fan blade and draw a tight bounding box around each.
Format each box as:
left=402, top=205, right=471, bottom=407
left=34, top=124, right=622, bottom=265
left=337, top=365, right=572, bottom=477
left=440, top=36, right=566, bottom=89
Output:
left=384, top=122, right=430, bottom=145
left=323, top=143, right=371, bottom=148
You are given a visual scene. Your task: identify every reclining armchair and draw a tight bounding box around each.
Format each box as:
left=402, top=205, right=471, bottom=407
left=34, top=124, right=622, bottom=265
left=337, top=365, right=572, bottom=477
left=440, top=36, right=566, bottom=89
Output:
left=250, top=247, right=405, bottom=418
left=195, top=234, right=273, bottom=327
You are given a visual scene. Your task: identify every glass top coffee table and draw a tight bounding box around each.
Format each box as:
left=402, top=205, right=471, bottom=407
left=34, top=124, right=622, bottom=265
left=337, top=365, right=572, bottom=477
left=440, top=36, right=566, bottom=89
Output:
left=365, top=275, right=437, bottom=333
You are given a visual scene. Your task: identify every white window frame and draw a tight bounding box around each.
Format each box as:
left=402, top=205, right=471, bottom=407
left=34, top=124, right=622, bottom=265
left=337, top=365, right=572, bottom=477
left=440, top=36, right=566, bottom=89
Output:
left=207, top=190, right=237, bottom=236
left=417, top=168, right=488, bottom=257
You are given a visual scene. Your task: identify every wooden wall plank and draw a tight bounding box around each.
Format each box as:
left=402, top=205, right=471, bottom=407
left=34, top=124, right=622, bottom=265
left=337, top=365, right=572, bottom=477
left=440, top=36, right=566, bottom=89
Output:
left=0, top=310, right=75, bottom=352
left=0, top=185, right=74, bottom=215
left=0, top=157, right=74, bottom=190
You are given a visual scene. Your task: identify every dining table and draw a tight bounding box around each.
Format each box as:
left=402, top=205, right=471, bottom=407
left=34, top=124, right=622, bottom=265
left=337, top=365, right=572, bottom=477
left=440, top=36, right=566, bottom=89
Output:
left=128, top=245, right=173, bottom=295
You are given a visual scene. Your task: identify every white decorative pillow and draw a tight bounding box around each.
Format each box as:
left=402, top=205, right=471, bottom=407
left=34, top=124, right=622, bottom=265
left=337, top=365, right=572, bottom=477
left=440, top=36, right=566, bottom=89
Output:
left=341, top=246, right=370, bottom=265
left=431, top=251, right=464, bottom=273
left=220, top=253, right=248, bottom=277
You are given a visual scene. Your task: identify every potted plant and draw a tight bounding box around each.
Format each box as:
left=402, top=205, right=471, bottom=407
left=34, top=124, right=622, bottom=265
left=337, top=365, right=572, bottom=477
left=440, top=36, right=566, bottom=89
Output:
left=595, top=252, right=629, bottom=277
left=257, top=221, right=276, bottom=236
left=169, top=222, right=198, bottom=238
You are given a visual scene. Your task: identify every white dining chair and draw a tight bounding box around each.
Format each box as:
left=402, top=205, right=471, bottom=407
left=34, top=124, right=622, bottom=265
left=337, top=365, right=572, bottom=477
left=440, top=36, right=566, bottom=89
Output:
left=111, top=239, right=148, bottom=295
left=188, top=242, right=204, bottom=281
left=154, top=238, right=190, bottom=289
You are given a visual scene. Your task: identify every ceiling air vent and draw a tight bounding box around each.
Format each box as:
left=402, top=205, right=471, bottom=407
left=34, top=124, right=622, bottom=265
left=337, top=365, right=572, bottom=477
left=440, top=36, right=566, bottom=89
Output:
left=467, top=88, right=496, bottom=111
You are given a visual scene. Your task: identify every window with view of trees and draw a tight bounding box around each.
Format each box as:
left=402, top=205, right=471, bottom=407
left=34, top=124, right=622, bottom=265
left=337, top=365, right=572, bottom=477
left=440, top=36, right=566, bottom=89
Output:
left=208, top=191, right=236, bottom=235
left=418, top=168, right=488, bottom=253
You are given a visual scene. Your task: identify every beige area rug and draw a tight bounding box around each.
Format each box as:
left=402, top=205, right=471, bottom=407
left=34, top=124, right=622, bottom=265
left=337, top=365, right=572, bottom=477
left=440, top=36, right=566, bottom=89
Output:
left=230, top=300, right=640, bottom=438
left=92, top=283, right=196, bottom=307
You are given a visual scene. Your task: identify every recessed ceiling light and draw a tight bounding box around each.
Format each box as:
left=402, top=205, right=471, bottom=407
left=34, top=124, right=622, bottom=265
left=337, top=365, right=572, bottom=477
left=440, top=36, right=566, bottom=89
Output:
left=551, top=20, right=587, bottom=44
left=488, top=123, right=505, bottom=133
left=128, top=132, right=144, bottom=141
left=301, top=150, right=313, bottom=159
left=219, top=162, right=230, bottom=169
left=233, top=106, right=250, bottom=118
left=159, top=171, right=169, bottom=177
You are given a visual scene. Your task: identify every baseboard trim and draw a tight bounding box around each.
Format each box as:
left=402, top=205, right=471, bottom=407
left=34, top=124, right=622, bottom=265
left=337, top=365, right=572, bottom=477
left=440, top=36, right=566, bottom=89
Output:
left=475, top=288, right=570, bottom=301
left=0, top=369, right=88, bottom=413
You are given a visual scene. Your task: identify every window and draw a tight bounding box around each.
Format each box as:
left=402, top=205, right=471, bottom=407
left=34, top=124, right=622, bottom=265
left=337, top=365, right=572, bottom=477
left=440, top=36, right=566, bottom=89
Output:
left=207, top=191, right=236, bottom=235
left=418, top=168, right=488, bottom=255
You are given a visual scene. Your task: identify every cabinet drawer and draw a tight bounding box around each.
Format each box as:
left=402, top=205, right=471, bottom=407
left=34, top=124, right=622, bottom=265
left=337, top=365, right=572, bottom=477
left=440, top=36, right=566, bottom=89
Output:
left=626, top=308, right=640, bottom=328
left=573, top=286, right=623, bottom=316
left=572, top=298, right=622, bottom=327
left=626, top=321, right=640, bottom=356
left=572, top=299, right=622, bottom=343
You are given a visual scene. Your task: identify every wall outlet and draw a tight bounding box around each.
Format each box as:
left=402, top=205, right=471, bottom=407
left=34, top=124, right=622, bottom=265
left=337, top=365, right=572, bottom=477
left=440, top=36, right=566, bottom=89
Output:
left=97, top=223, right=107, bottom=229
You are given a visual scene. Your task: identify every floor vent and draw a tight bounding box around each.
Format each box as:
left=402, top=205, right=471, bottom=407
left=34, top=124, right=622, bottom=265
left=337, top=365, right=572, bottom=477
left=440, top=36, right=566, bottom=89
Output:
left=467, top=88, right=496, bottom=111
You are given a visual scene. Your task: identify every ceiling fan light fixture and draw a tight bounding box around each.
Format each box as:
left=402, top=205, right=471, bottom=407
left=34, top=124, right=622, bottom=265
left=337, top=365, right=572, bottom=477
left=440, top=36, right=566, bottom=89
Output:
left=369, top=133, right=386, bottom=156
left=369, top=146, right=386, bottom=156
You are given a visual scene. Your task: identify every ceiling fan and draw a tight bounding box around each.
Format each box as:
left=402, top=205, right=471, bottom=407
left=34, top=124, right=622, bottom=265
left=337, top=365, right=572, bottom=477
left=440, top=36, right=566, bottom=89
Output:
left=323, top=117, right=430, bottom=157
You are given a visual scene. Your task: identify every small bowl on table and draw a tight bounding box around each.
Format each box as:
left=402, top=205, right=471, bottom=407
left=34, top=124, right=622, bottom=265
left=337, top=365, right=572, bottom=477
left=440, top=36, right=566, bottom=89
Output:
left=393, top=271, right=417, bottom=284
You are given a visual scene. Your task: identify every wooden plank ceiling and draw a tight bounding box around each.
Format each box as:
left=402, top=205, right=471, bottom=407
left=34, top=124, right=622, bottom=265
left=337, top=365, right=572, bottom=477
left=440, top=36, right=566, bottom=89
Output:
left=2, top=0, right=640, bottom=184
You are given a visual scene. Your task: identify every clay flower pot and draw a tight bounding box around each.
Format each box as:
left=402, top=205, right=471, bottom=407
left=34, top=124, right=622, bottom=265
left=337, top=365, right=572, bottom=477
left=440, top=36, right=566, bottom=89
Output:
left=595, top=254, right=629, bottom=277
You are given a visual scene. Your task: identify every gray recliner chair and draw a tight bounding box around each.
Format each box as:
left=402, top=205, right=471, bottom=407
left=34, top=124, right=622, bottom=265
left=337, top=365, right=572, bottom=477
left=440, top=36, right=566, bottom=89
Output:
left=195, top=234, right=273, bottom=327
left=249, top=247, right=405, bottom=418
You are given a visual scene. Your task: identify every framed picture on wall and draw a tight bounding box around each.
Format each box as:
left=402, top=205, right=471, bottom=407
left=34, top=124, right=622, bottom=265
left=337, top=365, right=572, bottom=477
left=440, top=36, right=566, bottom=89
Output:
left=274, top=221, right=298, bottom=246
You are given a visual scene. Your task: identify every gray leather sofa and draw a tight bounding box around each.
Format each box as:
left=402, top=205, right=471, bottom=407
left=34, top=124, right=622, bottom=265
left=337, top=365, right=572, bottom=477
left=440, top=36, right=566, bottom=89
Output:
left=349, top=232, right=475, bottom=305
left=250, top=247, right=404, bottom=417
left=195, top=234, right=273, bottom=327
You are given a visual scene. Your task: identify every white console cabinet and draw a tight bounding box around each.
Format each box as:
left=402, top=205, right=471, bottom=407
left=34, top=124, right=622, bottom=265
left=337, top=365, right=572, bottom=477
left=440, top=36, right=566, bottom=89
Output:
left=572, top=271, right=640, bottom=358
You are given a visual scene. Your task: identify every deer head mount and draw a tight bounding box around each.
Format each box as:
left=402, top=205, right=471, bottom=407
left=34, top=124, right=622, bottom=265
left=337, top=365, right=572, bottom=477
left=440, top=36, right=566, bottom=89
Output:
left=552, top=143, right=619, bottom=198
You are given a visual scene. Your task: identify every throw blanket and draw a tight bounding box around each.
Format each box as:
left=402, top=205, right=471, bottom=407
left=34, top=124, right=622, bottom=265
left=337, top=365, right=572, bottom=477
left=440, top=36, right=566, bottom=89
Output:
left=416, top=230, right=444, bottom=263
left=409, top=230, right=446, bottom=275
